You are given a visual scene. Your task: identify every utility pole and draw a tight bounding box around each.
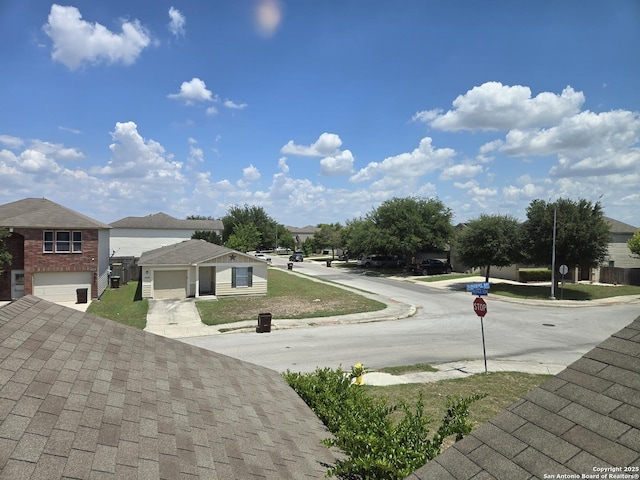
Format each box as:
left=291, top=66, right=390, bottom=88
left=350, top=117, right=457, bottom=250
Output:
left=550, top=206, right=557, bottom=300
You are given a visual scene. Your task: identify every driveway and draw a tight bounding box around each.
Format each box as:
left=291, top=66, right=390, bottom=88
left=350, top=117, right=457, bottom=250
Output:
left=145, top=298, right=219, bottom=338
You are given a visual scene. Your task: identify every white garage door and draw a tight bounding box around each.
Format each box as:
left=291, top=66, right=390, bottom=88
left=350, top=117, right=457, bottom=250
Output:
left=153, top=270, right=187, bottom=299
left=33, top=272, right=92, bottom=302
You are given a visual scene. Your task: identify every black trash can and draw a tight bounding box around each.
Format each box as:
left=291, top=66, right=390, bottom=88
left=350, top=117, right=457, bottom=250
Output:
left=326, top=260, right=332, bottom=267
left=256, top=313, right=272, bottom=333
left=76, top=288, right=88, bottom=304
left=287, top=262, right=293, bottom=270
left=110, top=276, right=120, bottom=288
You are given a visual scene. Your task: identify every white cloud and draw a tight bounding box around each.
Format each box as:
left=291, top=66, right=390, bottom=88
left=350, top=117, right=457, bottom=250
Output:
left=281, top=132, right=342, bottom=157
left=350, top=137, right=455, bottom=183
left=416, top=82, right=584, bottom=131
left=320, top=150, right=354, bottom=176
left=168, top=7, right=186, bottom=37
left=99, top=121, right=185, bottom=185
left=243, top=164, right=261, bottom=181
left=223, top=99, right=248, bottom=110
left=206, top=106, right=219, bottom=116
left=168, top=78, right=214, bottom=104
left=439, top=163, right=482, bottom=180
left=278, top=157, right=289, bottom=173
left=254, top=0, right=284, bottom=37
left=0, top=135, right=24, bottom=149
left=28, top=140, right=84, bottom=161
left=43, top=4, right=151, bottom=70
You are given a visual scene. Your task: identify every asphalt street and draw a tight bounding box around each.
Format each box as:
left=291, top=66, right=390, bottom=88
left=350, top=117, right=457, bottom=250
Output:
left=182, top=257, right=640, bottom=375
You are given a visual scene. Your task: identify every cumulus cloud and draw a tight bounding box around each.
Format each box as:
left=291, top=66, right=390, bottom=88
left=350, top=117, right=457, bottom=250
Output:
left=0, top=135, right=24, bottom=149
left=439, top=163, right=483, bottom=180
left=281, top=132, right=342, bottom=157
left=43, top=4, right=151, bottom=70
left=414, top=82, right=584, bottom=131
left=278, top=157, right=289, bottom=173
left=254, top=0, right=284, bottom=37
left=168, top=7, right=186, bottom=37
left=99, top=121, right=185, bottom=185
left=350, top=137, right=455, bottom=183
left=320, top=150, right=354, bottom=176
left=168, top=78, right=214, bottom=104
left=243, top=164, right=261, bottom=181
left=223, top=99, right=248, bottom=110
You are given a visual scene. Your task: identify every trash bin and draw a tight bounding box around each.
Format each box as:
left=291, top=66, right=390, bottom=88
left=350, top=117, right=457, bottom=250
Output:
left=256, top=313, right=272, bottom=333
left=76, top=288, right=88, bottom=304
left=326, top=260, right=332, bottom=267
left=110, top=276, right=120, bottom=288
left=287, top=262, right=293, bottom=270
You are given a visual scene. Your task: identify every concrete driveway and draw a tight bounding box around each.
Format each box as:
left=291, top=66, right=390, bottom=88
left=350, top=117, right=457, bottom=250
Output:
left=145, top=298, right=221, bottom=338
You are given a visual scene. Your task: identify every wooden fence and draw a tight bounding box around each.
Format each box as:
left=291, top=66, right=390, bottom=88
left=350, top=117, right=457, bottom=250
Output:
left=110, top=257, right=140, bottom=284
left=599, top=267, right=640, bottom=286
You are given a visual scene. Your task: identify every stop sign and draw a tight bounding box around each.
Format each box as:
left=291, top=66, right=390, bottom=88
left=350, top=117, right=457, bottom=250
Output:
left=473, top=297, right=487, bottom=317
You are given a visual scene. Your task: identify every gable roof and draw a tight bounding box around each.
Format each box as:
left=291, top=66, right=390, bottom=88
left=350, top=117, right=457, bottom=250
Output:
left=0, top=198, right=110, bottom=229
left=138, top=239, right=240, bottom=265
left=604, top=216, right=639, bottom=234
left=409, top=316, right=640, bottom=479
left=0, top=296, right=340, bottom=478
left=110, top=212, right=223, bottom=231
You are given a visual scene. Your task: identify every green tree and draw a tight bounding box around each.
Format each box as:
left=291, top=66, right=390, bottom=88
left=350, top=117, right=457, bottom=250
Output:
left=454, top=214, right=524, bottom=282
left=348, top=197, right=454, bottom=263
left=221, top=204, right=283, bottom=251
left=312, top=223, right=343, bottom=258
left=523, top=198, right=610, bottom=280
left=342, top=218, right=379, bottom=259
left=628, top=231, right=640, bottom=258
left=275, top=224, right=294, bottom=251
left=0, top=228, right=11, bottom=274
left=225, top=223, right=262, bottom=252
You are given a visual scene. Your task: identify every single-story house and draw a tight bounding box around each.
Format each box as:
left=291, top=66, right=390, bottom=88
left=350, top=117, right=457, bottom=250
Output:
left=0, top=197, right=110, bottom=302
left=109, top=212, right=223, bottom=258
left=0, top=296, right=340, bottom=478
left=410, top=315, right=640, bottom=479
left=138, top=239, right=268, bottom=299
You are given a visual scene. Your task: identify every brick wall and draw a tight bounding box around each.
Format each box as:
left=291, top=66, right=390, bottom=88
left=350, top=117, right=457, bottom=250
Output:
left=14, top=228, right=100, bottom=299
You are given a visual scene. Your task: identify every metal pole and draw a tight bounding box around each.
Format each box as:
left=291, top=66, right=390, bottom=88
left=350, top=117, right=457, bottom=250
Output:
left=480, top=317, right=487, bottom=374
left=550, top=206, right=557, bottom=300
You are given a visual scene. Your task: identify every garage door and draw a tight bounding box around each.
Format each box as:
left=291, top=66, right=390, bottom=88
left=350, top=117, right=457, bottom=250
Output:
left=33, top=272, right=92, bottom=302
left=153, top=270, right=187, bottom=299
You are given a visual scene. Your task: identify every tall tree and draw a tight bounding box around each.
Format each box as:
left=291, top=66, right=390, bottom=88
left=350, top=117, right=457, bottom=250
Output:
left=454, top=214, right=523, bottom=282
left=523, top=198, right=610, bottom=273
left=312, top=223, right=343, bottom=258
left=628, top=231, right=640, bottom=258
left=221, top=204, right=281, bottom=251
left=369, top=197, right=454, bottom=263
left=225, top=223, right=262, bottom=253
left=0, top=228, right=11, bottom=275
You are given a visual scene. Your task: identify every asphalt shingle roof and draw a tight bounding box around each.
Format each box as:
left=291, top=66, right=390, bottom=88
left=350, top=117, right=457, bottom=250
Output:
left=0, top=296, right=340, bottom=479
left=138, top=239, right=237, bottom=265
left=0, top=198, right=110, bottom=229
left=110, top=212, right=223, bottom=231
left=409, top=316, right=640, bottom=479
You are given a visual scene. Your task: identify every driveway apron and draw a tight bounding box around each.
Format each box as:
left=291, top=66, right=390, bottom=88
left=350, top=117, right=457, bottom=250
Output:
left=145, top=298, right=210, bottom=338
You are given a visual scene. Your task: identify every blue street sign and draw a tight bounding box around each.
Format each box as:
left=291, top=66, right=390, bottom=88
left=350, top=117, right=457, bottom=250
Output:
left=471, top=289, right=489, bottom=296
left=466, top=282, right=490, bottom=292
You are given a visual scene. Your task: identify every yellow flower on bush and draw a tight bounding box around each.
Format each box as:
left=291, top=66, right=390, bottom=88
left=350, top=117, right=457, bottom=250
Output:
left=352, top=362, right=366, bottom=385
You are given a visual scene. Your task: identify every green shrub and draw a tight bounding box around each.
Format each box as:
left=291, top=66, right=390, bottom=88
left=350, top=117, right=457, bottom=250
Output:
left=519, top=269, right=552, bottom=282
left=284, top=366, right=485, bottom=479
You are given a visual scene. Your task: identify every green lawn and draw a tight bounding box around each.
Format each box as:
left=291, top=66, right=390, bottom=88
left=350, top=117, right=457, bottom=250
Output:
left=87, top=281, right=148, bottom=329
left=196, top=268, right=386, bottom=325
left=490, top=282, right=640, bottom=300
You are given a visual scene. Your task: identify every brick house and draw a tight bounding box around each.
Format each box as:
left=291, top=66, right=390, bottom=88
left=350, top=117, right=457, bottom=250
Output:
left=0, top=198, right=111, bottom=302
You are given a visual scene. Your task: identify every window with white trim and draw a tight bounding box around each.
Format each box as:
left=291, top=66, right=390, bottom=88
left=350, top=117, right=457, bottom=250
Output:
left=72, top=231, right=82, bottom=252
left=56, top=231, right=70, bottom=253
left=43, top=231, right=54, bottom=253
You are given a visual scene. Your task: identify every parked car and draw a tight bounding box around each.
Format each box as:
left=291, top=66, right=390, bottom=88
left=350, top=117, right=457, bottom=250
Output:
left=289, top=253, right=304, bottom=262
left=356, top=255, right=384, bottom=268
left=409, top=259, right=452, bottom=275
left=254, top=253, right=272, bottom=263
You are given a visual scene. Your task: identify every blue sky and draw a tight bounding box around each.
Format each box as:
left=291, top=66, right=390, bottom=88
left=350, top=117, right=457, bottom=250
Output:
left=1, top=1, right=639, bottom=228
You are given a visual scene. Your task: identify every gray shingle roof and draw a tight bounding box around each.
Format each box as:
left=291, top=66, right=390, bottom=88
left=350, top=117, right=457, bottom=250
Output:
left=0, top=296, right=341, bottom=479
left=138, top=239, right=238, bottom=265
left=110, top=212, right=223, bottom=231
left=409, top=316, right=640, bottom=479
left=0, top=198, right=110, bottom=229
left=604, top=216, right=639, bottom=234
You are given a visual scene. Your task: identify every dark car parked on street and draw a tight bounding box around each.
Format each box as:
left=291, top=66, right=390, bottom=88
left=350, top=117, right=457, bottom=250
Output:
left=289, top=253, right=304, bottom=262
left=409, top=259, right=452, bottom=275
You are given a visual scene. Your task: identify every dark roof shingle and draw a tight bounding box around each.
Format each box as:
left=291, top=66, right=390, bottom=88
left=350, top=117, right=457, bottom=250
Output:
left=138, top=239, right=235, bottom=265
left=110, top=212, right=223, bottom=231
left=0, top=198, right=110, bottom=229
left=0, top=296, right=340, bottom=479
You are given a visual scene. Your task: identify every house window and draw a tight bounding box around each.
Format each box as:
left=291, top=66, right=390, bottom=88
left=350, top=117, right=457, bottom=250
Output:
left=43, top=231, right=54, bottom=252
left=55, top=231, right=70, bottom=253
left=232, top=267, right=253, bottom=288
left=72, top=231, right=82, bottom=253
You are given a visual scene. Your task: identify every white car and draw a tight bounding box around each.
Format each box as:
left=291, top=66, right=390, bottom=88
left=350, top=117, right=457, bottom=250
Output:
left=254, top=253, right=272, bottom=263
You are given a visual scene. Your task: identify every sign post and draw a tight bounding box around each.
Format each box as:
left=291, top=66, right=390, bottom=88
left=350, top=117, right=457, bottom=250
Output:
left=473, top=297, right=488, bottom=374
left=559, top=264, right=568, bottom=300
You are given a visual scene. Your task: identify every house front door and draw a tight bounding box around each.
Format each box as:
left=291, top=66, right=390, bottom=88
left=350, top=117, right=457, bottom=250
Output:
left=11, top=270, right=25, bottom=299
